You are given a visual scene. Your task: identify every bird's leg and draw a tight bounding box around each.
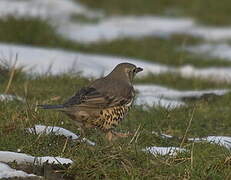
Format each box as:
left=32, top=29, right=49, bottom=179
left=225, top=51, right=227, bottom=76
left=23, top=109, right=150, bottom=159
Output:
left=79, top=127, right=86, bottom=137
left=106, top=131, right=114, bottom=141
left=112, top=131, right=132, bottom=138
left=105, top=130, right=132, bottom=141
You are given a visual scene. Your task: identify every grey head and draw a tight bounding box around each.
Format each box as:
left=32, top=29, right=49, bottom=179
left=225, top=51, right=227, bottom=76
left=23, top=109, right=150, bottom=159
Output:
left=106, top=63, right=143, bottom=83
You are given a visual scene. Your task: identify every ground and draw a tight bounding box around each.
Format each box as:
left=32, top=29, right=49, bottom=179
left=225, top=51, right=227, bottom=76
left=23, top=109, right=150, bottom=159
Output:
left=0, top=0, right=231, bottom=179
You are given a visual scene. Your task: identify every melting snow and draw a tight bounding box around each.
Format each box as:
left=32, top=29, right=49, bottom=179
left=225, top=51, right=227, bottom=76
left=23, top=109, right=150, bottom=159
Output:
left=1, top=0, right=231, bottom=43
left=186, top=43, right=231, bottom=61
left=0, top=0, right=102, bottom=21
left=153, top=132, right=231, bottom=150
left=0, top=151, right=73, bottom=165
left=178, top=65, right=231, bottom=83
left=2, top=43, right=231, bottom=84
left=134, top=84, right=229, bottom=109
left=0, top=94, right=25, bottom=102
left=0, top=162, right=37, bottom=179
left=142, top=146, right=187, bottom=156
left=0, top=43, right=170, bottom=78
left=135, top=84, right=229, bottom=101
left=58, top=16, right=194, bottom=43
left=188, top=136, right=231, bottom=150
left=27, top=125, right=96, bottom=146
left=135, top=95, right=185, bottom=110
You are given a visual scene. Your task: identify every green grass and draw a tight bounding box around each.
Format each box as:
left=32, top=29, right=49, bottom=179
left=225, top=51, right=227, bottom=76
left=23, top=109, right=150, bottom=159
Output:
left=1, top=1, right=231, bottom=178
left=78, top=0, right=231, bottom=26
left=0, top=71, right=231, bottom=179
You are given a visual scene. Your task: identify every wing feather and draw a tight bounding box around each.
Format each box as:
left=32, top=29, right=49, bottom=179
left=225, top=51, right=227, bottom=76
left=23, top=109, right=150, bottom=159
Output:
left=64, top=86, right=134, bottom=108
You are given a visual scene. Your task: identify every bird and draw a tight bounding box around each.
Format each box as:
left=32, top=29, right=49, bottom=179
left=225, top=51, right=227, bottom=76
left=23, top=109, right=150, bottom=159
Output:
left=38, top=63, right=143, bottom=141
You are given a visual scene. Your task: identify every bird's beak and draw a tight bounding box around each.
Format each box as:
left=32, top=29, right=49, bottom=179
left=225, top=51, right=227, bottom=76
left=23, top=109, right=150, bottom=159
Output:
left=135, top=67, right=143, bottom=73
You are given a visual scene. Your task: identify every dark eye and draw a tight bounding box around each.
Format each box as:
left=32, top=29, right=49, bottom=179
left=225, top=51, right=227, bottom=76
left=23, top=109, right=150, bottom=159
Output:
left=133, top=68, right=136, bottom=73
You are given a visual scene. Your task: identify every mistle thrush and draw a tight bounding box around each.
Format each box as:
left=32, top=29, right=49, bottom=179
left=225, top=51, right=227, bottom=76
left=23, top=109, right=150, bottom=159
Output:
left=38, top=63, right=143, bottom=141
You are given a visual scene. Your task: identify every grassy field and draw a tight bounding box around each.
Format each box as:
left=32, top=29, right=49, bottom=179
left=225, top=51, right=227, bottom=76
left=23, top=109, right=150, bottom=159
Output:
left=2, top=76, right=231, bottom=179
left=78, top=0, right=231, bottom=26
left=1, top=67, right=231, bottom=179
left=1, top=1, right=231, bottom=179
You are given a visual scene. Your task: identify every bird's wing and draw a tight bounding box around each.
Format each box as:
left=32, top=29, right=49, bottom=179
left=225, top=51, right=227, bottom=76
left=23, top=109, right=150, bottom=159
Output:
left=64, top=86, right=134, bottom=108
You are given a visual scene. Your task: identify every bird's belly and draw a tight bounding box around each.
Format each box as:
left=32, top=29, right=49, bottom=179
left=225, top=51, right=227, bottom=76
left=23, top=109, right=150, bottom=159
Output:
left=94, top=105, right=131, bottom=131
left=64, top=105, right=131, bottom=131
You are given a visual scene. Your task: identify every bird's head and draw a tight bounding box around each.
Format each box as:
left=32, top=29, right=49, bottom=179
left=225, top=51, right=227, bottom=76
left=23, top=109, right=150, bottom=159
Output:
left=109, top=63, right=143, bottom=83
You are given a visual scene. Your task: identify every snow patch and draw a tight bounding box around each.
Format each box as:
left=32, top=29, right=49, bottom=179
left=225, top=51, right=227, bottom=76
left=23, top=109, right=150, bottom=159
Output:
left=135, top=84, right=229, bottom=100
left=178, top=65, right=231, bottom=83
left=61, top=17, right=231, bottom=43
left=189, top=26, right=231, bottom=41
left=2, top=43, right=231, bottom=84
left=153, top=132, right=231, bottom=150
left=59, top=16, right=194, bottom=43
left=0, top=43, right=170, bottom=78
left=143, top=146, right=187, bottom=156
left=0, top=162, right=37, bottom=179
left=2, top=1, right=231, bottom=43
left=0, top=151, right=73, bottom=165
left=188, top=136, right=231, bottom=150
left=27, top=125, right=96, bottom=146
left=186, top=43, right=231, bottom=61
left=135, top=95, right=185, bottom=110
left=0, top=0, right=102, bottom=21
left=0, top=94, right=25, bottom=102
left=134, top=84, right=229, bottom=109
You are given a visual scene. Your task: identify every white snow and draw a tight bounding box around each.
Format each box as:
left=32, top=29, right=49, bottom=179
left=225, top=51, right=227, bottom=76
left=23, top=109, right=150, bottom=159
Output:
left=142, top=146, right=187, bottom=156
left=27, top=125, right=80, bottom=139
left=178, top=65, right=231, bottom=83
left=0, top=162, right=37, bottom=179
left=134, top=84, right=229, bottom=109
left=135, top=95, right=185, bottom=110
left=0, top=0, right=102, bottom=21
left=27, top=125, right=96, bottom=146
left=0, top=94, right=25, bottom=102
left=2, top=43, right=231, bottom=84
left=2, top=0, right=231, bottom=44
left=0, top=151, right=73, bottom=165
left=0, top=43, right=170, bottom=78
left=58, top=16, right=194, bottom=43
left=186, top=43, right=231, bottom=61
left=153, top=132, right=231, bottom=150
left=189, top=26, right=231, bottom=41
left=188, top=136, right=231, bottom=150
left=59, top=16, right=231, bottom=44
left=135, top=84, right=229, bottom=100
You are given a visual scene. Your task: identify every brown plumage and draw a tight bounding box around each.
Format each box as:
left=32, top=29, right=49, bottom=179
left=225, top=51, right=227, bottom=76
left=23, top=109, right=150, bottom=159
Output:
left=38, top=63, right=143, bottom=141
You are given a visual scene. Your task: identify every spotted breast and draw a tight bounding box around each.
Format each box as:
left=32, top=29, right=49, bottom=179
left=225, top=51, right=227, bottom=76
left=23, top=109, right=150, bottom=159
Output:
left=93, top=100, right=133, bottom=132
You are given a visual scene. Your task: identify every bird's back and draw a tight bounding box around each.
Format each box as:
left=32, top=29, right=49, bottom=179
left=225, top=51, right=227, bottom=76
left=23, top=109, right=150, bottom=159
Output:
left=61, top=77, right=135, bottom=130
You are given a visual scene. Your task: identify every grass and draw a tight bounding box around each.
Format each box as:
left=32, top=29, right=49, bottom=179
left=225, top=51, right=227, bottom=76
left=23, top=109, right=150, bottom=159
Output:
left=0, top=70, right=231, bottom=179
left=78, top=0, right=231, bottom=26
left=0, top=1, right=231, bottom=179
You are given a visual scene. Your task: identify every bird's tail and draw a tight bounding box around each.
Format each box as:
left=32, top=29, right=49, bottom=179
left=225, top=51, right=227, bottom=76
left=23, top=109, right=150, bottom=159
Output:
left=37, top=104, right=64, bottom=110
